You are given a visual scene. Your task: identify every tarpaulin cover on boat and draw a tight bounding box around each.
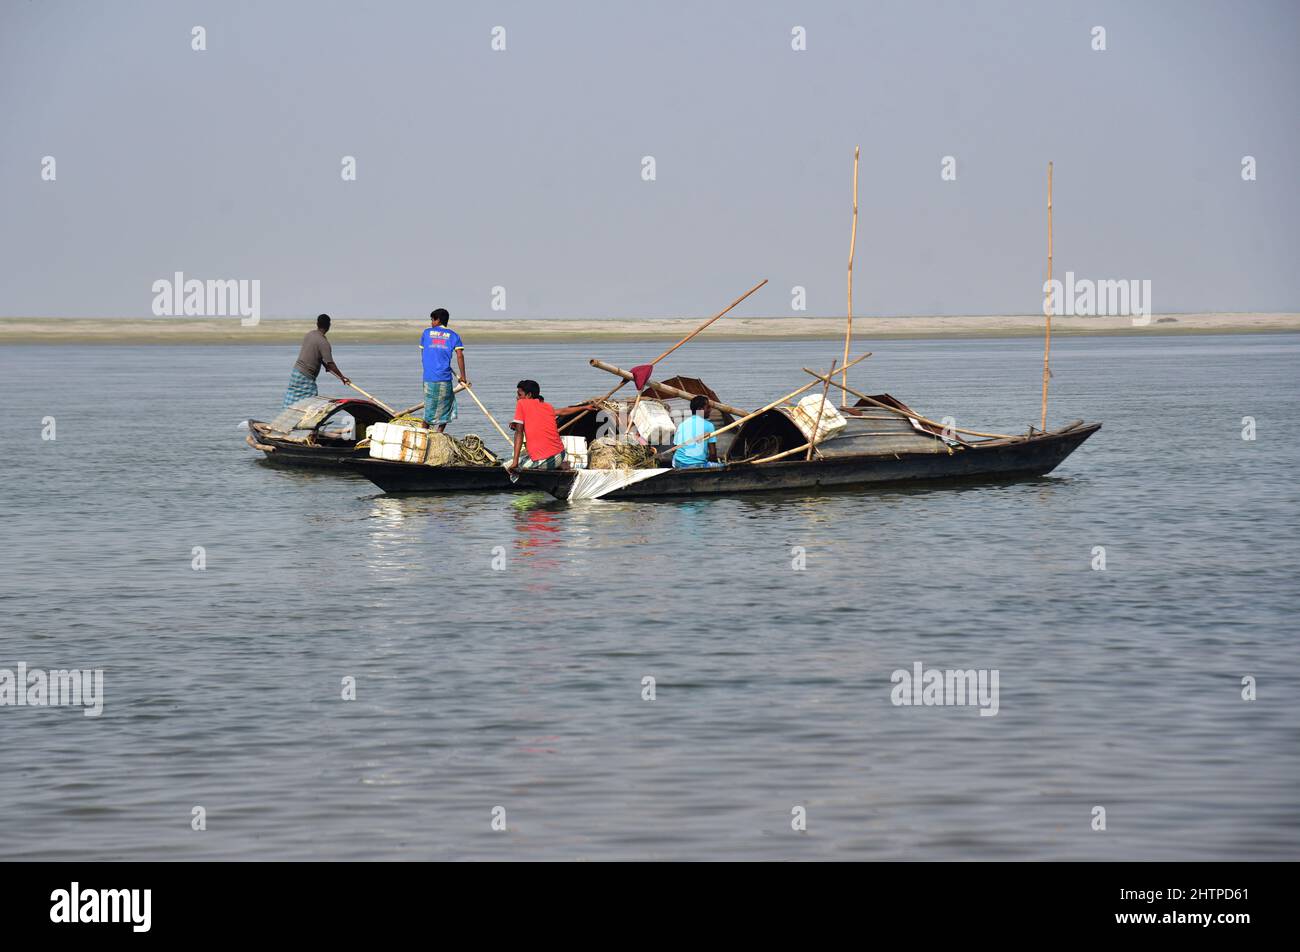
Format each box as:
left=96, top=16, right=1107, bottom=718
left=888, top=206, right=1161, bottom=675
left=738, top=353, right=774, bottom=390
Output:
left=267, top=397, right=336, bottom=434
left=727, top=393, right=953, bottom=461
left=263, top=397, right=389, bottom=444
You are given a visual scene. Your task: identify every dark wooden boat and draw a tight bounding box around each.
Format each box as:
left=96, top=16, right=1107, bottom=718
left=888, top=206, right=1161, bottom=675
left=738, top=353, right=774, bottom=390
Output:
left=513, top=408, right=1100, bottom=500
left=346, top=376, right=737, bottom=495
left=346, top=458, right=514, bottom=492
left=246, top=396, right=401, bottom=470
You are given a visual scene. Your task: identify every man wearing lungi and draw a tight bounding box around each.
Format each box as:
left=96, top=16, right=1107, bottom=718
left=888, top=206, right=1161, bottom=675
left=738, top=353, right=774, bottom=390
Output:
left=420, top=308, right=468, bottom=431
left=284, top=314, right=350, bottom=407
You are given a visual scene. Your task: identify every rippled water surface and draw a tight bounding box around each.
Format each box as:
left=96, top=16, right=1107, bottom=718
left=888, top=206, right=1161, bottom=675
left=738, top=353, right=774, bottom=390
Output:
left=1, top=334, right=1297, bottom=860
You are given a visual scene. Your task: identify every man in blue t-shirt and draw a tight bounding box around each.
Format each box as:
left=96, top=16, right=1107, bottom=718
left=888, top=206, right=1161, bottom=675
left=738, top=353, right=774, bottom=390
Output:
left=419, top=308, right=468, bottom=431
left=672, top=396, right=724, bottom=468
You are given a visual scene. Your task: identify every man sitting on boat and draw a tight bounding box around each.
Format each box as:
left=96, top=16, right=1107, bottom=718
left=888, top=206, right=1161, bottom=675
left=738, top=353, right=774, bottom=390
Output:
left=284, top=313, right=350, bottom=407
left=506, top=380, right=589, bottom=473
left=672, top=396, right=723, bottom=469
left=420, top=308, right=468, bottom=432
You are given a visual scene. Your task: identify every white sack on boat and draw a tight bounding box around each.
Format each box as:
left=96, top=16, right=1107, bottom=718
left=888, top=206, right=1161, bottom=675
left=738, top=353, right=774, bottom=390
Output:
left=789, top=394, right=848, bottom=444
left=568, top=467, right=671, bottom=501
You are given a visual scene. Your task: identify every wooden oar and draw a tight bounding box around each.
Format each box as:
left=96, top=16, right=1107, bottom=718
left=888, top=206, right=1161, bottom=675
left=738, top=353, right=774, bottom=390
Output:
left=654, top=352, right=871, bottom=459
left=346, top=382, right=397, bottom=415
left=799, top=367, right=1015, bottom=439
left=455, top=379, right=513, bottom=445
left=559, top=278, right=768, bottom=435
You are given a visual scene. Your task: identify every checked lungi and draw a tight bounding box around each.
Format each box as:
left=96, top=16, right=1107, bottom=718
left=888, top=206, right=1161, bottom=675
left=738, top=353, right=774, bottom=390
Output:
left=283, top=367, right=319, bottom=407
left=522, top=451, right=566, bottom=470
left=423, top=380, right=459, bottom=426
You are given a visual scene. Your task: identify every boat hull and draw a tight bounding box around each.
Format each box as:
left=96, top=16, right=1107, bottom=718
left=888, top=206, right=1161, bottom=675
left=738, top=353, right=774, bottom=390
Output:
left=348, top=458, right=515, bottom=493
left=247, top=432, right=371, bottom=470
left=518, top=423, right=1101, bottom=500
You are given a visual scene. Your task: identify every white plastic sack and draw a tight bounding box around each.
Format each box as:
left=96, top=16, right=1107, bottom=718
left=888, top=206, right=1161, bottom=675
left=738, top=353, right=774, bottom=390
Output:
left=631, top=400, right=677, bottom=444
left=790, top=394, right=847, bottom=444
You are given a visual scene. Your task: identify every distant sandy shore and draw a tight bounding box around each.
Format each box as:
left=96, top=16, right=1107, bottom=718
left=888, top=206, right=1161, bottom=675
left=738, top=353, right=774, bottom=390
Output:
left=1, top=313, right=1297, bottom=344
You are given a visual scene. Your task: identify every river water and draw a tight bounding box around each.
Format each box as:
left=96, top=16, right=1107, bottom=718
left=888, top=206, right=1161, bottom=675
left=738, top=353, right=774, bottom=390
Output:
left=1, top=333, right=1297, bottom=860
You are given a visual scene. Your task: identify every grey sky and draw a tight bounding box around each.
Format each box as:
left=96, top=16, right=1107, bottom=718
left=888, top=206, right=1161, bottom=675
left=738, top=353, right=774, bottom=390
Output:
left=2, top=0, right=1296, bottom=319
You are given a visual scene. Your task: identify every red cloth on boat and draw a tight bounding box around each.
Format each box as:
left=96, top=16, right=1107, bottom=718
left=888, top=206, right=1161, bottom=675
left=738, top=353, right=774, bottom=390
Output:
left=631, top=364, right=654, bottom=390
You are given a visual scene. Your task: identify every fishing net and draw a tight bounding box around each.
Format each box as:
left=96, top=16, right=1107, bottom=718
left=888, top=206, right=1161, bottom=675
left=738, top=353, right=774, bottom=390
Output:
left=424, top=432, right=457, bottom=467
left=588, top=437, right=660, bottom=470
left=423, top=432, right=500, bottom=467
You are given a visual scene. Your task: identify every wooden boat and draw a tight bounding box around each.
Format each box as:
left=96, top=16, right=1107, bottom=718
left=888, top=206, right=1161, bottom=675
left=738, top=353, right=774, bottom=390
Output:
left=512, top=398, right=1100, bottom=500
left=347, top=376, right=738, bottom=495
left=245, top=396, right=404, bottom=470
left=346, top=457, right=514, bottom=492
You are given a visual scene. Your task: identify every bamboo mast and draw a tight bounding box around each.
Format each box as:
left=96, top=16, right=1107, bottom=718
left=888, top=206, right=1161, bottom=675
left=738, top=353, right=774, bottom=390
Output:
left=841, top=146, right=860, bottom=405
left=1040, top=161, right=1053, bottom=432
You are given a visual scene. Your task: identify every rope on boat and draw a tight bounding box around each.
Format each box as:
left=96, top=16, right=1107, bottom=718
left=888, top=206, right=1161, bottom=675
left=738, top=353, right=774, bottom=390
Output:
left=728, top=435, right=780, bottom=463
left=452, top=434, right=499, bottom=466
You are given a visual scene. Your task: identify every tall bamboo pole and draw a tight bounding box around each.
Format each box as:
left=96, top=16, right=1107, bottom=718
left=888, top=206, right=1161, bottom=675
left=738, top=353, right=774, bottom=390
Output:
left=841, top=146, right=860, bottom=406
left=1040, top=161, right=1053, bottom=432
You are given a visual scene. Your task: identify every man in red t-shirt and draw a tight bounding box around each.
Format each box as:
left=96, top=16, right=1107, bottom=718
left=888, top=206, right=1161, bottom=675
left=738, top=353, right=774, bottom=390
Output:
left=506, top=380, right=591, bottom=473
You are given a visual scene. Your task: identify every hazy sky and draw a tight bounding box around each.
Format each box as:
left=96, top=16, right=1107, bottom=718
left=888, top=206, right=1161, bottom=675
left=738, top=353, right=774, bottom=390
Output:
left=2, top=0, right=1296, bottom=319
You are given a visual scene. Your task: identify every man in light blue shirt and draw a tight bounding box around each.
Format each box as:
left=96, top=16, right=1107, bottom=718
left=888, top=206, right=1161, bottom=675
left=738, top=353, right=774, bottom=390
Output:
left=672, top=396, right=723, bottom=468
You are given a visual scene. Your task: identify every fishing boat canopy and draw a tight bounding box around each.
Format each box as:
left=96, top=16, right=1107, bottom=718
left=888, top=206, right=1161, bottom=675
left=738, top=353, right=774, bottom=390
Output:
left=727, top=393, right=953, bottom=461
left=263, top=397, right=391, bottom=446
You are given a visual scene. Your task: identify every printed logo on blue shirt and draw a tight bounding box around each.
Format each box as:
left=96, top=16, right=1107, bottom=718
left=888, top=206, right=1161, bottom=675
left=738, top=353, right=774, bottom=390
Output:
left=420, top=327, right=463, bottom=382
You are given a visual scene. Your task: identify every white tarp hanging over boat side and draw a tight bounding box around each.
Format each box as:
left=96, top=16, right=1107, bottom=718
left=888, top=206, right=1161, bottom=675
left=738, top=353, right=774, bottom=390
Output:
left=568, top=467, right=671, bottom=501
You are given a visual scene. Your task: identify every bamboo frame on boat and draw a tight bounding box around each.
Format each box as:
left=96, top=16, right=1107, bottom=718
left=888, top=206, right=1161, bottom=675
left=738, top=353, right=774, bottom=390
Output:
left=807, top=358, right=836, bottom=461
left=655, top=353, right=872, bottom=459
left=558, top=279, right=768, bottom=435
left=587, top=360, right=749, bottom=418
left=800, top=367, right=1016, bottom=440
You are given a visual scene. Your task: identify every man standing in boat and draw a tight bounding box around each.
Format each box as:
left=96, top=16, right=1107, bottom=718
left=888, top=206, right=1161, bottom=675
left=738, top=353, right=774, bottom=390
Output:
left=284, top=313, right=350, bottom=407
left=420, top=308, right=468, bottom=432
left=671, top=396, right=722, bottom=468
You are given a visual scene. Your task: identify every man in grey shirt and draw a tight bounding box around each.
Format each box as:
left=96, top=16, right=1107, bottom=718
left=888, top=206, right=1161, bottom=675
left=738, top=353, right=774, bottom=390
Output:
left=283, top=314, right=350, bottom=407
